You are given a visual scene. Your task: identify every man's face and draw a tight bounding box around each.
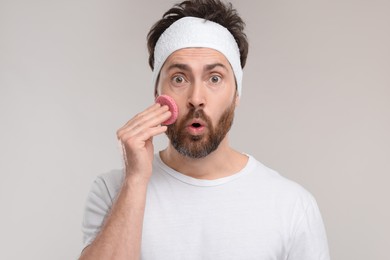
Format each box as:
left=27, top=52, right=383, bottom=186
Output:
left=157, top=48, right=238, bottom=158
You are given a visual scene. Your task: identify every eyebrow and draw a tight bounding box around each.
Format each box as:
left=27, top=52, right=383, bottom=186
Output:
left=204, top=63, right=228, bottom=72
left=166, top=63, right=228, bottom=72
left=167, top=63, right=191, bottom=72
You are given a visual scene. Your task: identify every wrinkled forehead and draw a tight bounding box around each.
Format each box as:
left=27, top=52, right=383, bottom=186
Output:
left=152, top=16, right=243, bottom=96
left=162, top=47, right=233, bottom=71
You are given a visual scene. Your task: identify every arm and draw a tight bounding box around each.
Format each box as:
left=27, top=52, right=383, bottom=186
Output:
left=79, top=103, right=171, bottom=260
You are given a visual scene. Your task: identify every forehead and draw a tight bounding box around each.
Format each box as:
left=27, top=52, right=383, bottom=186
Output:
left=162, top=48, right=232, bottom=69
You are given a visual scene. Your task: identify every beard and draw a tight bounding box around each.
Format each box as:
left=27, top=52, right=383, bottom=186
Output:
left=166, top=98, right=236, bottom=159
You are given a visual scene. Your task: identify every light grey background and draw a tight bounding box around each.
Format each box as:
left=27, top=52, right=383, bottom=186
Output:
left=0, top=0, right=389, bottom=259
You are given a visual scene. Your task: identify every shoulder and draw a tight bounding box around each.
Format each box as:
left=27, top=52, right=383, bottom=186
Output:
left=248, top=155, right=317, bottom=208
left=249, top=156, right=325, bottom=227
left=90, top=169, right=124, bottom=202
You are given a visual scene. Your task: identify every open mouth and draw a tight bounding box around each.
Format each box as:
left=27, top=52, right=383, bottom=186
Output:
left=187, top=121, right=205, bottom=134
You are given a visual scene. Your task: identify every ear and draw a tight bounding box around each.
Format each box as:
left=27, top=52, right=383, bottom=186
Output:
left=234, top=93, right=240, bottom=107
left=154, top=87, right=159, bottom=98
left=154, top=74, right=161, bottom=98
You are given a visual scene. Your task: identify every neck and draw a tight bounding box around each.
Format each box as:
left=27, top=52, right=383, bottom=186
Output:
left=160, top=136, right=248, bottom=180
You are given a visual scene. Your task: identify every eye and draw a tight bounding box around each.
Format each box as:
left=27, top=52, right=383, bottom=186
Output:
left=172, top=75, right=186, bottom=85
left=210, top=75, right=222, bottom=84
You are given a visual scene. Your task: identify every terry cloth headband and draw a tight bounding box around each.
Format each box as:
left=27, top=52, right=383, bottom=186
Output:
left=152, top=16, right=243, bottom=96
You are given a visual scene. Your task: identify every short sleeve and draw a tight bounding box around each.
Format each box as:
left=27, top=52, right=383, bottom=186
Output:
left=81, top=170, right=124, bottom=249
left=81, top=177, right=114, bottom=248
left=287, top=193, right=330, bottom=260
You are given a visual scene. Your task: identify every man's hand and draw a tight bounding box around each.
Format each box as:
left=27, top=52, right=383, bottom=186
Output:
left=116, top=103, right=171, bottom=181
left=79, top=103, right=171, bottom=260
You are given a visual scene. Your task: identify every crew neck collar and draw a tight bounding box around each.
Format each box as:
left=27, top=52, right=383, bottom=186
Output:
left=154, top=152, right=254, bottom=187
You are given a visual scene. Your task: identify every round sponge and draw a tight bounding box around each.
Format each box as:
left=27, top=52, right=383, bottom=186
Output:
left=155, top=95, right=178, bottom=125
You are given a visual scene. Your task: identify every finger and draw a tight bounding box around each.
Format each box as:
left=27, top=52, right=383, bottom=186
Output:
left=117, top=104, right=168, bottom=137
left=120, top=125, right=168, bottom=146
left=118, top=109, right=170, bottom=139
left=118, top=108, right=171, bottom=138
left=121, top=103, right=163, bottom=128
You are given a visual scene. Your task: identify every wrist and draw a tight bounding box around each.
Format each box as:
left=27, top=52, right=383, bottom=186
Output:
left=123, top=173, right=150, bottom=188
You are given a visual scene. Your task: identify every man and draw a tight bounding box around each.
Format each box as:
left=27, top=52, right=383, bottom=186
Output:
left=80, top=0, right=330, bottom=259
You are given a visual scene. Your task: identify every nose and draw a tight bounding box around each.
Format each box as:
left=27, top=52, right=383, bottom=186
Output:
left=187, top=82, right=205, bottom=109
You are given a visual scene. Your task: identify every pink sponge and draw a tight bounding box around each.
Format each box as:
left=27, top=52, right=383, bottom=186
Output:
left=155, top=95, right=178, bottom=125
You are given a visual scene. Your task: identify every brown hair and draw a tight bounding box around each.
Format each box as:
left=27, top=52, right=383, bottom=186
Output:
left=147, top=0, right=249, bottom=71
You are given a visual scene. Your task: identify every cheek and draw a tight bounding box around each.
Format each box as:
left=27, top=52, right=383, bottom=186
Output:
left=203, top=108, right=222, bottom=127
left=157, top=72, right=171, bottom=95
left=158, top=80, right=176, bottom=97
left=170, top=99, right=186, bottom=122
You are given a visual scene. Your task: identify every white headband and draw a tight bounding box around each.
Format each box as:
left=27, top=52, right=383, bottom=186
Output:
left=152, top=16, right=243, bottom=96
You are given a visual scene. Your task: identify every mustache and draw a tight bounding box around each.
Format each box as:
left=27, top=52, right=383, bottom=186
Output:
left=167, top=108, right=212, bottom=131
left=183, top=108, right=210, bottom=123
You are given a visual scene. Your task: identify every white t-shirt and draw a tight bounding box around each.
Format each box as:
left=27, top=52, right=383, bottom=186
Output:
left=82, top=154, right=330, bottom=260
